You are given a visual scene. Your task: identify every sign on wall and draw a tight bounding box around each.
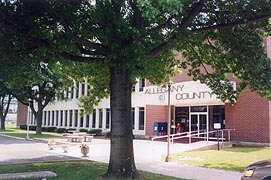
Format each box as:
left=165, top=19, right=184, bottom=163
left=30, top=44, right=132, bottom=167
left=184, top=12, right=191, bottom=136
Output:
left=143, top=81, right=235, bottom=105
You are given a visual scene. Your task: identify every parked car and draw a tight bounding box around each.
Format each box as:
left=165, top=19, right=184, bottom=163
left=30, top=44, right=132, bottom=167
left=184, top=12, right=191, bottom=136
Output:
left=241, top=159, right=271, bottom=180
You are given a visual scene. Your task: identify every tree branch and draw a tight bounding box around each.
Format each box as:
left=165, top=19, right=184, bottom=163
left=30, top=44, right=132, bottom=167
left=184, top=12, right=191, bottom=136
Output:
left=149, top=0, right=208, bottom=57
left=131, top=1, right=143, bottom=29
left=192, top=14, right=271, bottom=32
left=76, top=44, right=105, bottom=56
left=178, top=0, right=208, bottom=30
left=60, top=52, right=105, bottom=63
left=38, top=0, right=108, bottom=56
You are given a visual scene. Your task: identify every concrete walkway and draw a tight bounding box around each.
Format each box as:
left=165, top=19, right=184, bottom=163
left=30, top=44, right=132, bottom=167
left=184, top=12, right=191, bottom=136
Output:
left=0, top=135, right=242, bottom=180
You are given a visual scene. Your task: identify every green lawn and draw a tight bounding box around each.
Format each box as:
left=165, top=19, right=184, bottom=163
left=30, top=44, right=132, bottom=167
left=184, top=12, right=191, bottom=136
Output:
left=0, top=126, right=62, bottom=139
left=0, top=161, right=185, bottom=180
left=171, top=147, right=271, bottom=172
left=2, top=126, right=270, bottom=174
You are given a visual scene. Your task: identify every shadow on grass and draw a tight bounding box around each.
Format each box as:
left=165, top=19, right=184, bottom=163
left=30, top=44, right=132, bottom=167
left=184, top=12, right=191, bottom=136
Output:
left=223, top=147, right=262, bottom=153
left=203, top=163, right=245, bottom=172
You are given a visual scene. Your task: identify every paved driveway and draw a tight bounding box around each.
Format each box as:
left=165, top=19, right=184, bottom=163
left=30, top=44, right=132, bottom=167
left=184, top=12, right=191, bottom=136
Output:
left=0, top=135, right=242, bottom=180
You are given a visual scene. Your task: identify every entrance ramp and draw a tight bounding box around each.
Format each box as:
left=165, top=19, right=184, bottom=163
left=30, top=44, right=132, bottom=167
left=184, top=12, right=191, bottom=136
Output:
left=151, top=129, right=235, bottom=151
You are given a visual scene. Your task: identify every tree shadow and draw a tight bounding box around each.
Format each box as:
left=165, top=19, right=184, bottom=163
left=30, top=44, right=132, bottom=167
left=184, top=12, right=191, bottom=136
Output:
left=223, top=147, right=262, bottom=153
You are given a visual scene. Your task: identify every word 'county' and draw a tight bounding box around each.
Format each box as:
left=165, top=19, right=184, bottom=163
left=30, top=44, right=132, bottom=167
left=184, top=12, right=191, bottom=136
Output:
left=175, top=91, right=213, bottom=100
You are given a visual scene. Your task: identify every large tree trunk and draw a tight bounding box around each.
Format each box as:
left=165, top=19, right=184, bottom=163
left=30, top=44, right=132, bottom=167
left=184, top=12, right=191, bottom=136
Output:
left=35, top=109, right=43, bottom=134
left=0, top=112, right=5, bottom=130
left=105, top=66, right=139, bottom=179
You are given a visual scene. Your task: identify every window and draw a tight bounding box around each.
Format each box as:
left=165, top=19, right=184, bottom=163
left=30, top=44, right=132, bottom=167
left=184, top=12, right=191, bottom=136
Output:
left=60, top=110, right=63, bottom=126
left=139, top=107, right=145, bottom=130
left=52, top=111, right=55, bottom=126
left=76, top=82, right=79, bottom=98
left=75, top=110, right=78, bottom=127
left=70, top=86, right=74, bottom=99
left=99, top=109, right=103, bottom=128
left=139, top=79, right=145, bottom=92
left=106, top=108, right=110, bottom=129
left=64, top=110, right=68, bottom=126
left=92, top=109, right=96, bottom=128
left=86, top=114, right=90, bottom=128
left=43, top=111, right=47, bottom=126
left=69, top=110, right=73, bottom=127
left=56, top=111, right=59, bottom=126
left=191, top=106, right=207, bottom=112
left=81, top=81, right=85, bottom=96
left=132, top=107, right=135, bottom=129
left=80, top=110, right=84, bottom=127
left=47, top=111, right=51, bottom=126
left=210, top=105, right=225, bottom=129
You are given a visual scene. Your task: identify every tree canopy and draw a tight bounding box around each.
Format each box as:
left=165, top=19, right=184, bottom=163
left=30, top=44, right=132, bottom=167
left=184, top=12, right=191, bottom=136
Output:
left=1, top=0, right=271, bottom=179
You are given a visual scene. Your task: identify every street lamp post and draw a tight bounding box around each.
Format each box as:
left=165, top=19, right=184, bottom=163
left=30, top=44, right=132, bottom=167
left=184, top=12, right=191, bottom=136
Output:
left=165, top=81, right=172, bottom=162
left=26, top=98, right=32, bottom=140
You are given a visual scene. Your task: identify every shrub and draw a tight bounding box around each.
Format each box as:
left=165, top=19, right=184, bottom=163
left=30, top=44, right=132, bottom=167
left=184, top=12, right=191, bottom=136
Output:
left=103, top=131, right=111, bottom=138
left=47, top=127, right=57, bottom=132
left=79, top=129, right=88, bottom=133
left=67, top=128, right=77, bottom=133
left=19, top=125, right=27, bottom=130
left=29, top=126, right=36, bottom=131
left=88, top=129, right=102, bottom=136
left=56, top=128, right=67, bottom=133
left=42, top=127, right=48, bottom=132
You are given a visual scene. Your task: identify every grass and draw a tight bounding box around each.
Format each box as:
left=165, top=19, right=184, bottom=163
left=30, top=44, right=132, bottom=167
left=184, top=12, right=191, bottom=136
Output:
left=0, top=161, right=185, bottom=180
left=171, top=147, right=271, bottom=172
left=0, top=126, right=62, bottom=139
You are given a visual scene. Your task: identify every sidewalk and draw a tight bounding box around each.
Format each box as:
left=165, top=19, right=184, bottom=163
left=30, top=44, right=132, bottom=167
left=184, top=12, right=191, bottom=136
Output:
left=0, top=135, right=242, bottom=180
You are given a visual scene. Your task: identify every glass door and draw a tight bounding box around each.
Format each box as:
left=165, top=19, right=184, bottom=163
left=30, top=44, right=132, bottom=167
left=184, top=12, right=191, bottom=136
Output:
left=190, top=113, right=207, bottom=136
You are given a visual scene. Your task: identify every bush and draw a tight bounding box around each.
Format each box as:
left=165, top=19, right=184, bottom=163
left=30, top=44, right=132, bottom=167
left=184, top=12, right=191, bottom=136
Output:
left=88, top=129, right=102, bottom=136
left=47, top=127, right=57, bottom=132
left=66, top=128, right=77, bottom=133
left=79, top=129, right=88, bottom=133
left=29, top=126, right=36, bottom=131
left=19, top=125, right=27, bottom=130
left=103, top=131, right=111, bottom=138
left=42, top=127, right=48, bottom=132
left=56, top=128, right=67, bottom=133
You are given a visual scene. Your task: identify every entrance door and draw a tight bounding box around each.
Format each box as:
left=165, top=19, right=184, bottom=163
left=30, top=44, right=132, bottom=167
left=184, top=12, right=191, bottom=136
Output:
left=190, top=113, right=207, bottom=136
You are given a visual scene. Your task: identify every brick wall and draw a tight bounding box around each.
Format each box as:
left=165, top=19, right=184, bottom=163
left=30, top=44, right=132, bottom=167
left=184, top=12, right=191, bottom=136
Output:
left=145, top=105, right=174, bottom=136
left=226, top=88, right=270, bottom=143
left=16, top=102, right=28, bottom=127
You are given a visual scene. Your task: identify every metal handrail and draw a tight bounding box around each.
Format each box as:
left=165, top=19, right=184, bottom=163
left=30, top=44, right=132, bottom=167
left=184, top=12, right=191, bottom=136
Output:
left=151, top=130, right=198, bottom=141
left=152, top=129, right=235, bottom=144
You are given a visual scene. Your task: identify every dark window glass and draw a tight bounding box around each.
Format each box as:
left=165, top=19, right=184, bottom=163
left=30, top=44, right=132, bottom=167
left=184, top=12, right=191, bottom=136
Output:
left=52, top=111, right=55, bottom=126
left=60, top=110, right=63, bottom=126
left=92, top=109, right=96, bottom=128
left=106, top=109, right=110, bottom=129
left=70, top=86, right=74, bottom=99
left=175, top=107, right=189, bottom=132
left=139, top=79, right=145, bottom=92
left=132, top=107, right=135, bottom=129
left=212, top=105, right=225, bottom=129
left=139, top=107, right=145, bottom=130
left=56, top=111, right=59, bottom=126
left=43, top=111, right=47, bottom=126
left=86, top=114, right=90, bottom=128
left=47, top=111, right=51, bottom=126
left=99, top=109, right=103, bottom=128
left=191, top=106, right=207, bottom=112
left=65, top=110, right=68, bottom=126
left=81, top=81, right=85, bottom=96
left=69, top=110, right=73, bottom=126
left=76, top=82, right=79, bottom=98
left=80, top=110, right=84, bottom=127
left=75, top=110, right=78, bottom=127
